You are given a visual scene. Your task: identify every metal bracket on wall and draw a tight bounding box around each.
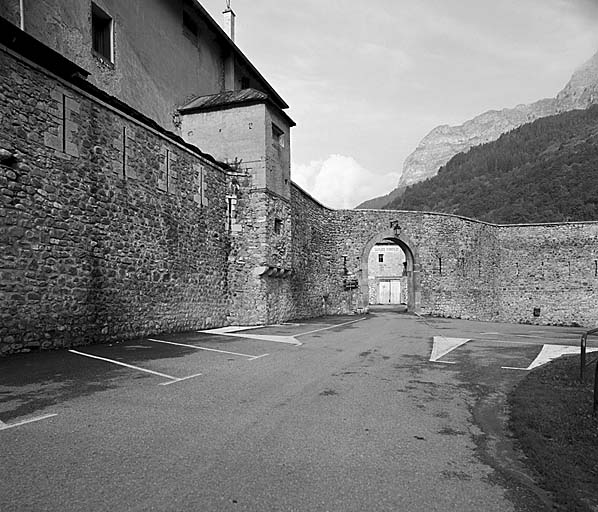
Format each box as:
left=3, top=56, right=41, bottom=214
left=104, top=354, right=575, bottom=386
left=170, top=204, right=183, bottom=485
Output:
left=253, top=266, right=293, bottom=278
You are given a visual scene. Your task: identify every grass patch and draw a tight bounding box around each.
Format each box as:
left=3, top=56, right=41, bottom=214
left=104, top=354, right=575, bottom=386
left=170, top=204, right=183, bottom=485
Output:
left=509, top=355, right=598, bottom=512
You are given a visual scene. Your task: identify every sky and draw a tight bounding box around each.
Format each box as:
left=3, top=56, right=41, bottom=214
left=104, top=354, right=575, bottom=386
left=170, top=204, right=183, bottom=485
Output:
left=200, top=0, right=598, bottom=209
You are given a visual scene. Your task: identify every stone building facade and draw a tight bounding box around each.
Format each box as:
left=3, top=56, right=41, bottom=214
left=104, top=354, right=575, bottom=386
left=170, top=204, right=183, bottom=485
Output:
left=0, top=0, right=287, bottom=133
left=1, top=5, right=598, bottom=355
left=367, top=244, right=407, bottom=305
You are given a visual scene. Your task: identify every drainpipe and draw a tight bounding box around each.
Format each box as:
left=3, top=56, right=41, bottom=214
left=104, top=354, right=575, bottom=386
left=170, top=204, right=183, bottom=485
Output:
left=19, top=0, right=25, bottom=30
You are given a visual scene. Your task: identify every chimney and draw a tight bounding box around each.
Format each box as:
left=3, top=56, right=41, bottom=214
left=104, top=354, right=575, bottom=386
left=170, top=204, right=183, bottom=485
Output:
left=222, top=2, right=235, bottom=42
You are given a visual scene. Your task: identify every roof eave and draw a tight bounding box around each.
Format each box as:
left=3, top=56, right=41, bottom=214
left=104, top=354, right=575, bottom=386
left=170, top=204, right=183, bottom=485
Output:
left=179, top=97, right=296, bottom=127
left=189, top=1, right=289, bottom=110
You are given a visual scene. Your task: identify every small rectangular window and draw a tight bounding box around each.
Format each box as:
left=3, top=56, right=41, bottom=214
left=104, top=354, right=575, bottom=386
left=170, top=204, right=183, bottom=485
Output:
left=92, top=3, right=113, bottom=62
left=378, top=254, right=384, bottom=263
left=241, top=77, right=250, bottom=89
left=274, top=218, right=283, bottom=234
left=272, top=123, right=285, bottom=148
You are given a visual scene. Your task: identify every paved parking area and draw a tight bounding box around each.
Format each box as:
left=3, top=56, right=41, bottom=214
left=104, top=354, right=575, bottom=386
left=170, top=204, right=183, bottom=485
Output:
left=0, top=317, right=364, bottom=429
left=0, top=312, right=594, bottom=511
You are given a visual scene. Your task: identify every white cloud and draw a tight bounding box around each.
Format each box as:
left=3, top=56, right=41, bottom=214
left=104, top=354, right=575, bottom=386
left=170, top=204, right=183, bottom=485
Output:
left=292, top=155, right=400, bottom=210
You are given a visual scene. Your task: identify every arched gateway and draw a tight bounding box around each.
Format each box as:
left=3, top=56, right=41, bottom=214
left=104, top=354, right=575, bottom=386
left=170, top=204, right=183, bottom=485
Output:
left=359, top=227, right=421, bottom=313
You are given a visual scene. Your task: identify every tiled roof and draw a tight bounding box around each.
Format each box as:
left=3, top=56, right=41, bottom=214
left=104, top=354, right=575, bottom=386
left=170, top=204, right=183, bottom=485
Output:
left=178, top=88, right=269, bottom=113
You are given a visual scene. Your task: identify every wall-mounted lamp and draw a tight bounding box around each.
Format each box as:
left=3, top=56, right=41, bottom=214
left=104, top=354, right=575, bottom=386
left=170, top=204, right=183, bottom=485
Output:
left=390, top=221, right=401, bottom=237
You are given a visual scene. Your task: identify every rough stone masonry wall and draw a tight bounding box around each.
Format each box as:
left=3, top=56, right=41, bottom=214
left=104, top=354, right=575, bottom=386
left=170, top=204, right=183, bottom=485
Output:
left=289, top=188, right=503, bottom=321
left=289, top=185, right=338, bottom=319
left=289, top=187, right=598, bottom=327
left=497, top=223, right=598, bottom=326
left=325, top=209, right=502, bottom=320
left=227, top=185, right=293, bottom=325
left=0, top=45, right=230, bottom=355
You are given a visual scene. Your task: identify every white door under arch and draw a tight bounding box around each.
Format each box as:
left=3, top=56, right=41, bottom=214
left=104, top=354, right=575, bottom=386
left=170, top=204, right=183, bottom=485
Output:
left=378, top=280, right=401, bottom=304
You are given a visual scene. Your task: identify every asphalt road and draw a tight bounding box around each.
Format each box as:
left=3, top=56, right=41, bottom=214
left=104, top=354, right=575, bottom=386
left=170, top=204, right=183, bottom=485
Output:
left=0, top=310, right=589, bottom=511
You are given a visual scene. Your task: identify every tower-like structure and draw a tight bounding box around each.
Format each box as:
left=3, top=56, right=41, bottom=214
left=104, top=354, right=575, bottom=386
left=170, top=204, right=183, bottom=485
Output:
left=177, top=1, right=296, bottom=324
left=180, top=87, right=295, bottom=324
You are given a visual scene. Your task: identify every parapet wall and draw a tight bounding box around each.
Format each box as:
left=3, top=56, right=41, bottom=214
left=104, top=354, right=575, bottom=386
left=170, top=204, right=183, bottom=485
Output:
left=0, top=44, right=230, bottom=354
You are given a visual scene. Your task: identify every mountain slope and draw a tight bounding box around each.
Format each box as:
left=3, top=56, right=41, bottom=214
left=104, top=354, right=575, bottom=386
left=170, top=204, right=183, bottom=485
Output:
left=357, top=51, right=598, bottom=210
left=385, top=105, right=598, bottom=224
left=398, top=51, right=598, bottom=189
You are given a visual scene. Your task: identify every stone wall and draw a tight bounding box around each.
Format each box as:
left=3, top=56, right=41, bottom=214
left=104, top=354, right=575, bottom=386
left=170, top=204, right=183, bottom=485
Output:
left=0, top=43, right=230, bottom=354
left=3, top=31, right=598, bottom=358
left=497, top=223, right=598, bottom=326
left=289, top=186, right=598, bottom=327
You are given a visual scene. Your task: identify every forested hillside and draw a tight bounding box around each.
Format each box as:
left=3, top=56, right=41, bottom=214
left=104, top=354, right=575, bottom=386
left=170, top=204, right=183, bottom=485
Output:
left=386, top=105, right=598, bottom=223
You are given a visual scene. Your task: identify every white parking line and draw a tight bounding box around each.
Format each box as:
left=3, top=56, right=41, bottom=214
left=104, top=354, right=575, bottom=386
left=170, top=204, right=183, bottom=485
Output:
left=477, top=338, right=580, bottom=346
left=201, top=326, right=266, bottom=334
left=0, top=414, right=57, bottom=431
left=296, top=317, right=367, bottom=337
left=159, top=373, right=204, bottom=386
left=68, top=349, right=202, bottom=385
left=147, top=338, right=269, bottom=360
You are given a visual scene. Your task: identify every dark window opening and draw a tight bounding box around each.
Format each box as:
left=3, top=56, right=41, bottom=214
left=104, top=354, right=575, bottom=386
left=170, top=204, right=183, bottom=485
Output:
left=274, top=218, right=283, bottom=234
left=92, top=3, right=112, bottom=61
left=183, top=10, right=199, bottom=40
left=241, top=76, right=250, bottom=89
left=378, top=254, right=384, bottom=263
left=272, top=123, right=285, bottom=149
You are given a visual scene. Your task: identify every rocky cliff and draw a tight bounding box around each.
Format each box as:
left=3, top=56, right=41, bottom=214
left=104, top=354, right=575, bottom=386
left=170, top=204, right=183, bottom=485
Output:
left=397, top=51, right=598, bottom=189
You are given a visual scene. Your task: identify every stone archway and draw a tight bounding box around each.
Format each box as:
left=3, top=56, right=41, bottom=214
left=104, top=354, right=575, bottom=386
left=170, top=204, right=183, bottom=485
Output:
left=359, top=228, right=421, bottom=313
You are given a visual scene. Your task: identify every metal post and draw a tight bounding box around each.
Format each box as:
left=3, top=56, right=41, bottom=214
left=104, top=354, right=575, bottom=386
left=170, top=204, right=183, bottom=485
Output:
left=594, top=360, right=598, bottom=416
left=581, top=333, right=587, bottom=382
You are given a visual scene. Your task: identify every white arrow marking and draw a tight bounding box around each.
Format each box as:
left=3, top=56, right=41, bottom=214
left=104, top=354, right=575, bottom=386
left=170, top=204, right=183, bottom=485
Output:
left=198, top=327, right=302, bottom=346
left=502, top=344, right=598, bottom=371
left=430, top=337, right=471, bottom=362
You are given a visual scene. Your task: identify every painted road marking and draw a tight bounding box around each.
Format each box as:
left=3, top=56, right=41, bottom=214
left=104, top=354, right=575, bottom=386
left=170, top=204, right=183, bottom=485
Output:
left=68, top=350, right=201, bottom=385
left=0, top=414, right=57, bottom=431
left=198, top=318, right=367, bottom=346
left=198, top=329, right=302, bottom=346
left=159, top=373, right=204, bottom=386
left=201, top=326, right=265, bottom=334
left=476, top=339, right=549, bottom=346
left=475, top=338, right=583, bottom=346
left=296, top=317, right=367, bottom=337
left=430, top=337, right=471, bottom=362
left=503, top=344, right=598, bottom=371
left=147, top=338, right=269, bottom=360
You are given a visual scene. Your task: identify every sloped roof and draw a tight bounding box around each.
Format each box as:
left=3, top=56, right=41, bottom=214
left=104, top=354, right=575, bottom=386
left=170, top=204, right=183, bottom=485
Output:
left=179, top=88, right=269, bottom=113
left=179, top=88, right=296, bottom=127
left=188, top=1, right=289, bottom=110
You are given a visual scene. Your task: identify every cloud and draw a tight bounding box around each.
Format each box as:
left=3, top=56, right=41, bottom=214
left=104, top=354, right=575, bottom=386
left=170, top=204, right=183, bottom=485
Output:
left=292, top=155, right=400, bottom=210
